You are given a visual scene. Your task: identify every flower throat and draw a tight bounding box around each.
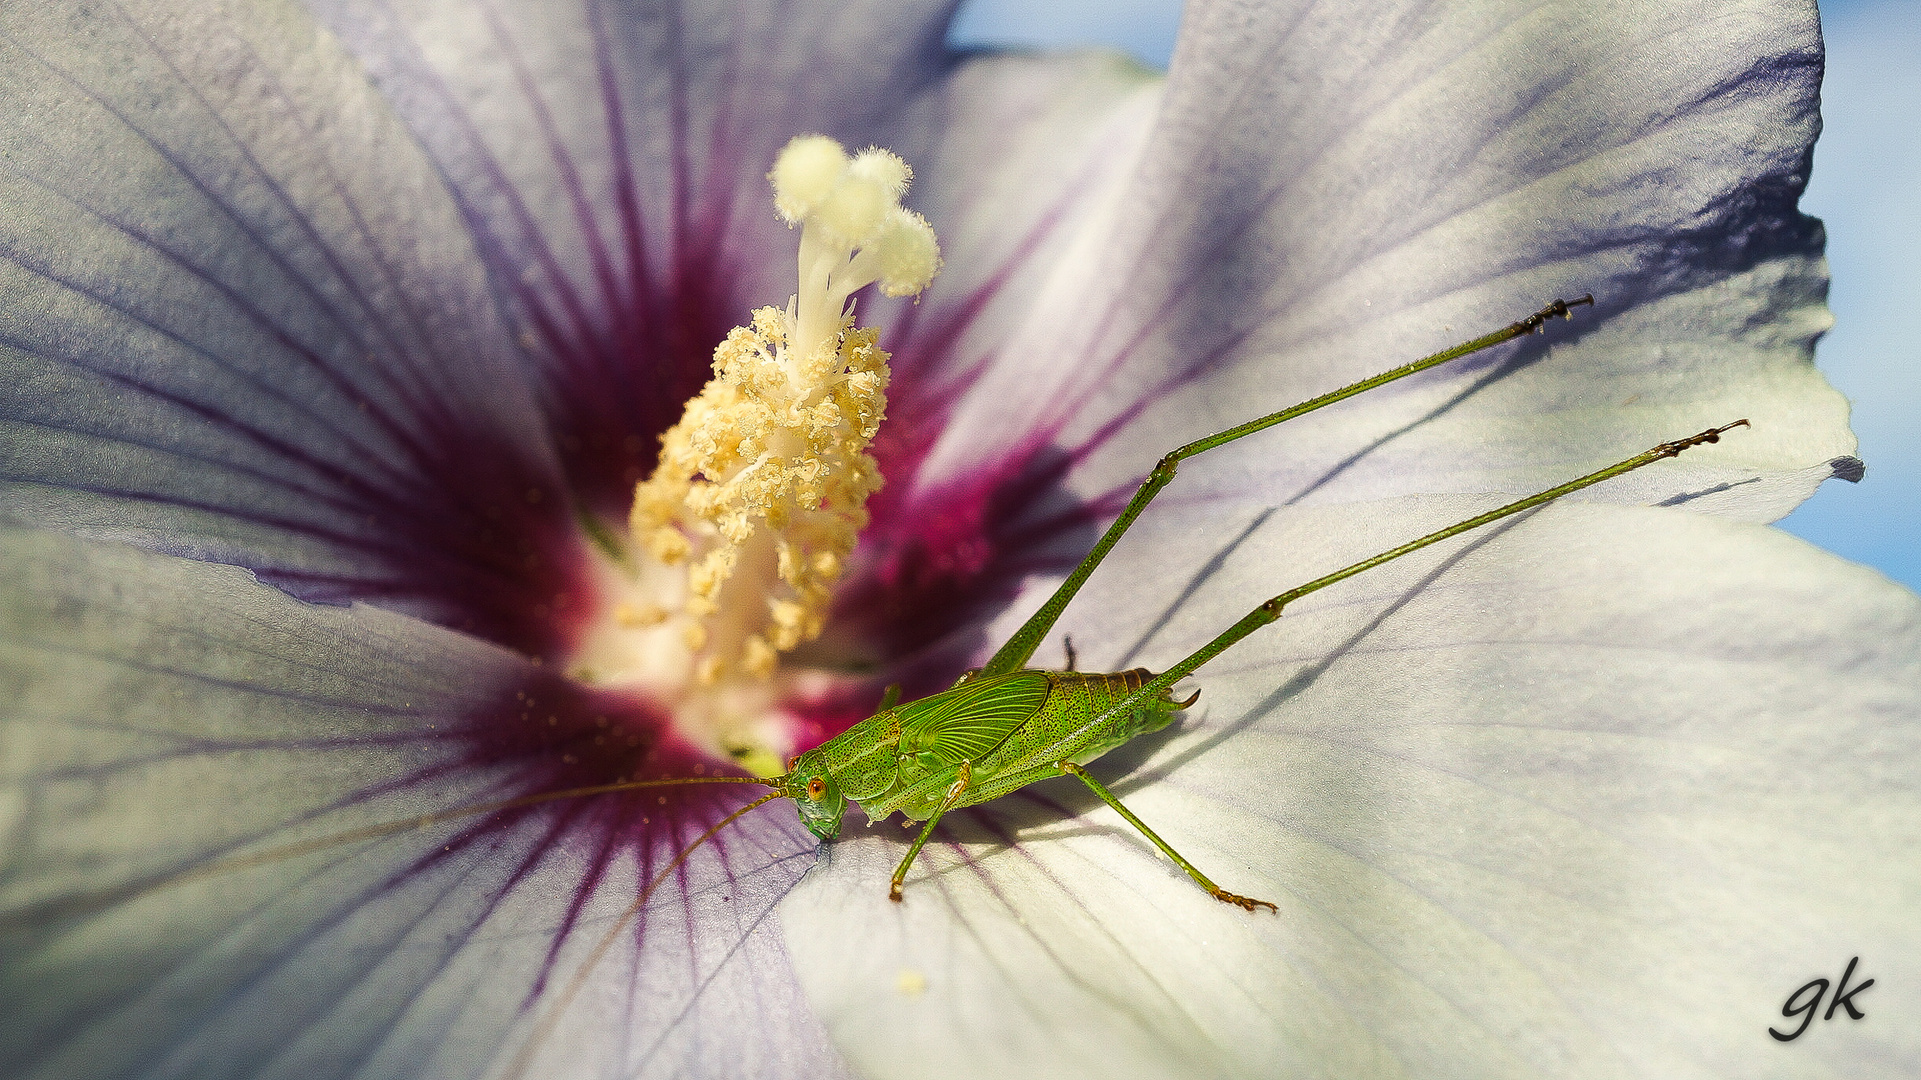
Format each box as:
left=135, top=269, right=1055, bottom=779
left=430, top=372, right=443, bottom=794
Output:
left=567, top=137, right=940, bottom=774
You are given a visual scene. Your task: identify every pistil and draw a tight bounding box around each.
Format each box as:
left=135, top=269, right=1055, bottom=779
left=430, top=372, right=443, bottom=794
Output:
left=567, top=137, right=938, bottom=772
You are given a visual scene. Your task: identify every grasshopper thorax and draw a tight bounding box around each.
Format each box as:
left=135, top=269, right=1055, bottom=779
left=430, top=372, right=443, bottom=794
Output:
left=781, top=748, right=846, bottom=841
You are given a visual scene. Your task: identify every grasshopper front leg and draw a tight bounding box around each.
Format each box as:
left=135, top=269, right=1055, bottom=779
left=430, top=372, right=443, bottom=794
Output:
left=890, top=763, right=973, bottom=902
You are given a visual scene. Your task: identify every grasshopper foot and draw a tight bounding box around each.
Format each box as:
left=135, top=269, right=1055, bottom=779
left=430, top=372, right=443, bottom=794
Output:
left=1210, top=886, right=1277, bottom=913
left=888, top=881, right=904, bottom=903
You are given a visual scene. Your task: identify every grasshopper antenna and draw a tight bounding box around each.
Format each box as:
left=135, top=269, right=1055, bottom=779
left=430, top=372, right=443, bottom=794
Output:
left=0, top=773, right=783, bottom=932
left=979, top=295, right=1602, bottom=678
left=204, top=774, right=778, bottom=878
left=502, top=785, right=789, bottom=1079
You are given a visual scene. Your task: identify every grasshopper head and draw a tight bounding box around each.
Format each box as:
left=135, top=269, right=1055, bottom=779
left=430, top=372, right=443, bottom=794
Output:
left=782, top=749, right=845, bottom=841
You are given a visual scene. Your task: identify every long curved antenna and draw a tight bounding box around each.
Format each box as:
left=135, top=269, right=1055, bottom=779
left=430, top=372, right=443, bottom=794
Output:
left=501, top=788, right=789, bottom=1080
left=242, top=775, right=777, bottom=869
left=0, top=774, right=780, bottom=929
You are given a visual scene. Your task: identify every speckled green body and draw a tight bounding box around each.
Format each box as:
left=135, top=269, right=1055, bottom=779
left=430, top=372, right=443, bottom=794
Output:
left=782, top=670, right=1188, bottom=839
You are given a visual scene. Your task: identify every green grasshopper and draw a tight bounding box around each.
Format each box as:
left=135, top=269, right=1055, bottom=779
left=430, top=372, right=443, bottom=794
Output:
left=556, top=294, right=1749, bottom=912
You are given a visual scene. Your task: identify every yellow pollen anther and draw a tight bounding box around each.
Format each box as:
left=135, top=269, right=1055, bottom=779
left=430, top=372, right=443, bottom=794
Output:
left=623, top=136, right=940, bottom=690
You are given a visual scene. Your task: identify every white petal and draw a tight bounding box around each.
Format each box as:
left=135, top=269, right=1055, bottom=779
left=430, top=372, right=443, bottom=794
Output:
left=302, top=0, right=965, bottom=339
left=1779, top=4, right=1921, bottom=585
left=924, top=0, right=1851, bottom=521
left=784, top=502, right=1920, bottom=1078
left=867, top=50, right=1161, bottom=392
left=0, top=528, right=844, bottom=1080
left=0, top=0, right=564, bottom=627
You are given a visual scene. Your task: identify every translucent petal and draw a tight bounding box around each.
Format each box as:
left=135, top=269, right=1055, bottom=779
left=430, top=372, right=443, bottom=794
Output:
left=0, top=0, right=575, bottom=653
left=0, top=528, right=845, bottom=1080
left=785, top=502, right=1921, bottom=1078
left=303, top=0, right=962, bottom=328
left=923, top=0, right=1852, bottom=522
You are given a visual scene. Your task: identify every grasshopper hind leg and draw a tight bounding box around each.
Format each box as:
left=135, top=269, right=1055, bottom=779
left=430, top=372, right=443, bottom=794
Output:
left=1037, top=421, right=1752, bottom=914
left=1057, top=761, right=1276, bottom=913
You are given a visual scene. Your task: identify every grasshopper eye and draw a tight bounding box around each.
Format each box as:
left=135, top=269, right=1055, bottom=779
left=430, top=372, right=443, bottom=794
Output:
left=806, top=777, right=827, bottom=799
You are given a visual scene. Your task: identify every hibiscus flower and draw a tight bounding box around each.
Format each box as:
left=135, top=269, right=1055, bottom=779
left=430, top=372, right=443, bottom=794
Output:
left=2, top=1, right=1915, bottom=1078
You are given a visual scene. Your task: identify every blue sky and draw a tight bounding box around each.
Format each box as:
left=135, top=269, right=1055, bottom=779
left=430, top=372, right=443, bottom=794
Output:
left=952, top=0, right=1921, bottom=593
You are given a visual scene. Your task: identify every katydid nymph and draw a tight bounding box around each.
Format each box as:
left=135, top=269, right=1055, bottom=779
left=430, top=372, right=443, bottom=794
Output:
left=382, top=293, right=1747, bottom=916
left=720, top=294, right=1747, bottom=911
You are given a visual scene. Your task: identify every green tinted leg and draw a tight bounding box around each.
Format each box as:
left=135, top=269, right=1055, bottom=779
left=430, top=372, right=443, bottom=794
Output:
left=1075, top=421, right=1752, bottom=744
left=979, top=297, right=1596, bottom=677
left=1059, top=761, right=1276, bottom=913
left=890, top=763, right=972, bottom=902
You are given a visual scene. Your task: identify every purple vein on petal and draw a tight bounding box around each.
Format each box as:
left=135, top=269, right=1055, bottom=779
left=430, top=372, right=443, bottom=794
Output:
left=1, top=230, right=575, bottom=616
left=334, top=0, right=743, bottom=519
left=281, top=848, right=535, bottom=1079
left=0, top=170, right=430, bottom=502
left=481, top=1, right=633, bottom=343
left=104, top=0, right=459, bottom=413
left=358, top=3, right=606, bottom=352
left=693, top=3, right=745, bottom=250
left=625, top=856, right=799, bottom=1069
left=4, top=471, right=425, bottom=587
left=478, top=0, right=694, bottom=497
left=11, top=659, right=810, bottom=1072
left=330, top=6, right=662, bottom=510
left=587, top=0, right=658, bottom=311
left=13, top=757, right=557, bottom=1076
left=9, top=249, right=584, bottom=649
left=0, top=19, right=447, bottom=465
left=0, top=345, right=404, bottom=527
left=350, top=0, right=659, bottom=398
left=586, top=0, right=749, bottom=483
left=663, top=2, right=695, bottom=275
left=0, top=29, right=603, bottom=643
left=190, top=853, right=492, bottom=1067
left=14, top=435, right=565, bottom=638
left=521, top=805, right=626, bottom=1004
left=287, top=836, right=570, bottom=1077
